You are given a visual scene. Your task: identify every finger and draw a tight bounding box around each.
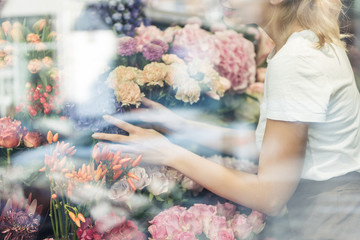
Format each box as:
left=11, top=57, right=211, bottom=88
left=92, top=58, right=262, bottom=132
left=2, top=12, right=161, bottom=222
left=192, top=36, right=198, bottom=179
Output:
left=92, top=132, right=130, bottom=142
left=103, top=115, right=139, bottom=133
left=96, top=142, right=138, bottom=154
left=141, top=97, right=166, bottom=110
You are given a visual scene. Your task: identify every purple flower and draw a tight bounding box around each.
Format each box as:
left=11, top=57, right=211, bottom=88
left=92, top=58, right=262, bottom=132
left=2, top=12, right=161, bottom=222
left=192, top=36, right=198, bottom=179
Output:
left=170, top=45, right=188, bottom=59
left=151, top=39, right=169, bottom=53
left=142, top=43, right=163, bottom=61
left=117, top=36, right=137, bottom=56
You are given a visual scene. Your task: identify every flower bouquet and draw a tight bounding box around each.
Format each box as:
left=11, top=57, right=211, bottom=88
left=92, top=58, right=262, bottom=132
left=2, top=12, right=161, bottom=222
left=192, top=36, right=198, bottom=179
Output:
left=0, top=17, right=61, bottom=118
left=148, top=203, right=266, bottom=240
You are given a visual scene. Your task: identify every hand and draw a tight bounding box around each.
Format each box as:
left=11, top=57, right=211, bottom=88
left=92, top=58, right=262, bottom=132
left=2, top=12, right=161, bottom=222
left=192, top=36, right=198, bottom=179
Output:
left=92, top=115, right=184, bottom=166
left=132, top=98, right=187, bottom=133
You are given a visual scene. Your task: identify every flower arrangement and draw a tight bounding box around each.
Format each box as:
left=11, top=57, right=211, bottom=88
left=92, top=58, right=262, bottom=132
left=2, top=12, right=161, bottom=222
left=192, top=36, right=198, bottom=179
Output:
left=148, top=203, right=266, bottom=240
left=0, top=17, right=61, bottom=118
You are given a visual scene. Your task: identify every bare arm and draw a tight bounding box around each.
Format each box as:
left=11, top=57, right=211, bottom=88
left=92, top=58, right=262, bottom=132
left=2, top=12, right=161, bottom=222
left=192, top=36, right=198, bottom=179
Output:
left=93, top=116, right=307, bottom=216
left=169, top=119, right=307, bottom=215
left=133, top=98, right=258, bottom=157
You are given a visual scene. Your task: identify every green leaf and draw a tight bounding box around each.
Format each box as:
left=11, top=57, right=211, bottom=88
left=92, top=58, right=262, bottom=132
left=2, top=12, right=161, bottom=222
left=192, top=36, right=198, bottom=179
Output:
left=149, top=192, right=154, bottom=202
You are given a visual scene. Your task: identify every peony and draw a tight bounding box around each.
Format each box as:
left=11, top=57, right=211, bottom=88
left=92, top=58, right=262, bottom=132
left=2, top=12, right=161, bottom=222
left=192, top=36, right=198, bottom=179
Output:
left=117, top=36, right=137, bottom=56
left=172, top=24, right=220, bottom=65
left=109, top=178, right=134, bottom=202
left=214, top=29, right=256, bottom=92
left=247, top=210, right=266, bottom=234
left=129, top=167, right=150, bottom=190
left=23, top=131, right=43, bottom=148
left=27, top=59, right=42, bottom=74
left=142, top=43, right=163, bottom=61
left=107, top=66, right=142, bottom=88
left=231, top=213, right=253, bottom=240
left=174, top=78, right=201, bottom=104
left=0, top=117, right=23, bottom=148
left=140, top=62, right=167, bottom=87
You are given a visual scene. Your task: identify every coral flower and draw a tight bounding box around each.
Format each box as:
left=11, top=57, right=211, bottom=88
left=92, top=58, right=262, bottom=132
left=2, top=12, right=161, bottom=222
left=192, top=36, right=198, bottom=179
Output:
left=27, top=59, right=42, bottom=74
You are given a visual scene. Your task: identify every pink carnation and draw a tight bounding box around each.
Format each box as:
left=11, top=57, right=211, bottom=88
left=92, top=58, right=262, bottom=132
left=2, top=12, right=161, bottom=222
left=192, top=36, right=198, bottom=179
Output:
left=214, top=29, right=256, bottom=92
left=117, top=36, right=137, bottom=56
left=151, top=39, right=169, bottom=53
left=142, top=43, right=163, bottom=61
left=172, top=24, right=220, bottom=65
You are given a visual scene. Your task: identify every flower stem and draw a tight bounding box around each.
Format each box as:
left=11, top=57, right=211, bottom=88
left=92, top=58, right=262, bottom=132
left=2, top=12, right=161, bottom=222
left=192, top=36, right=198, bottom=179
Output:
left=53, top=199, right=59, bottom=239
left=62, top=193, right=69, bottom=237
left=49, top=198, right=56, bottom=239
left=57, top=198, right=64, bottom=238
left=6, top=148, right=11, bottom=166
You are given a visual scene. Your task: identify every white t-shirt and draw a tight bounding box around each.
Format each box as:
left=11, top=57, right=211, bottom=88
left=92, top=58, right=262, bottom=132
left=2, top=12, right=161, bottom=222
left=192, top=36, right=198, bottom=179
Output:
left=255, top=30, right=360, bottom=181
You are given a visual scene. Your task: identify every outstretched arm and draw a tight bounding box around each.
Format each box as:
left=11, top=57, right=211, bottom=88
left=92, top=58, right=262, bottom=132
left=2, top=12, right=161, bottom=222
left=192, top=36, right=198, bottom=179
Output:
left=93, top=116, right=307, bottom=216
left=133, top=98, right=258, bottom=157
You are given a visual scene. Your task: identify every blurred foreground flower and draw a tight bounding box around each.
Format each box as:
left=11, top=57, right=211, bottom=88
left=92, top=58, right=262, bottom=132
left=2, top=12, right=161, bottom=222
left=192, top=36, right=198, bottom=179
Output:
left=0, top=194, right=42, bottom=240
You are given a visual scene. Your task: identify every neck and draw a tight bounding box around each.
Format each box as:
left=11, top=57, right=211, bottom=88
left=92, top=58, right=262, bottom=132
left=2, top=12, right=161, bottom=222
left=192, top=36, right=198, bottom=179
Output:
left=261, top=21, right=305, bottom=54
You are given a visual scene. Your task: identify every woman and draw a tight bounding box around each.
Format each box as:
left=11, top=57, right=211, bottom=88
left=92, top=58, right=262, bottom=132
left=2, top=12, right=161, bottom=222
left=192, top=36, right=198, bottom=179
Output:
left=93, top=0, right=360, bottom=239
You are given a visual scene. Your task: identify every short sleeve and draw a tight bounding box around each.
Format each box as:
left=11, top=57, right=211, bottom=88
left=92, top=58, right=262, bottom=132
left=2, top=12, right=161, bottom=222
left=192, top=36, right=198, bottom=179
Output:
left=265, top=55, right=332, bottom=122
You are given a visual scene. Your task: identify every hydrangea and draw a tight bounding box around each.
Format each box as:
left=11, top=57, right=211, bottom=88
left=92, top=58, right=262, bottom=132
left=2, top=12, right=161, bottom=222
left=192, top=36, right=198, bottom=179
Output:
left=214, top=29, right=257, bottom=92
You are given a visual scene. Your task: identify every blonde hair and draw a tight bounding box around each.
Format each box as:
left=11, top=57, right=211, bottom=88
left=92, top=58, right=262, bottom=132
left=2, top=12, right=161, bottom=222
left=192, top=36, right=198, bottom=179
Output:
left=273, top=0, right=347, bottom=49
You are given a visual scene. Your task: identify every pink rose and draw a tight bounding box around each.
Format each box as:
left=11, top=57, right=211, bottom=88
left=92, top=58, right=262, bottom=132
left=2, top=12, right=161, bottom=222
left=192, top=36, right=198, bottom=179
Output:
left=0, top=117, right=23, bottom=148
left=149, top=206, right=185, bottom=239
left=247, top=210, right=266, bottom=234
left=215, top=229, right=235, bottom=240
left=188, top=204, right=217, bottom=234
left=148, top=224, right=168, bottom=240
left=23, top=131, right=43, bottom=148
left=179, top=210, right=202, bottom=235
left=216, top=202, right=236, bottom=220
left=173, top=231, right=197, bottom=240
left=207, top=216, right=228, bottom=239
left=231, top=213, right=252, bottom=239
